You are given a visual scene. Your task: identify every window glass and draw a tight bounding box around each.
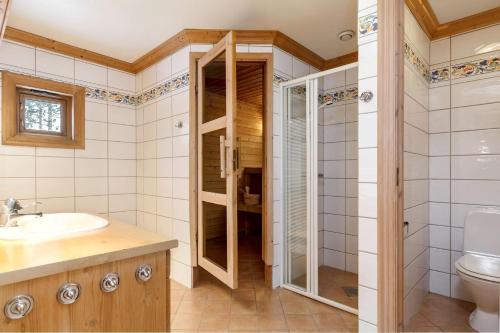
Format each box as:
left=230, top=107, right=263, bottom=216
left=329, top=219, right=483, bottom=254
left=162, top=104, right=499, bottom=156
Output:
left=19, top=91, right=67, bottom=135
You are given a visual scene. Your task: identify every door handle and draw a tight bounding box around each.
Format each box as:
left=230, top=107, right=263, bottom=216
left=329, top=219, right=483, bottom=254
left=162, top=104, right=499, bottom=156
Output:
left=220, top=135, right=226, bottom=178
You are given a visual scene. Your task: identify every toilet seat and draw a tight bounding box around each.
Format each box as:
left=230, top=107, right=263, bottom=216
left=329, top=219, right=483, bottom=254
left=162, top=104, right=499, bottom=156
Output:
left=456, top=253, right=500, bottom=283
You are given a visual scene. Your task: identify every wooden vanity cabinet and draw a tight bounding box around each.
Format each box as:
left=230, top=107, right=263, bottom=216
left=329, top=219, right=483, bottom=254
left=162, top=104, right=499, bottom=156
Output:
left=0, top=251, right=170, bottom=332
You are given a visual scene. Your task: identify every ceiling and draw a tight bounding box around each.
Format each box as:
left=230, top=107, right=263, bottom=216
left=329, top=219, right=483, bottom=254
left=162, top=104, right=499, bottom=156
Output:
left=7, top=0, right=357, bottom=63
left=428, top=0, right=500, bottom=24
left=206, top=62, right=264, bottom=106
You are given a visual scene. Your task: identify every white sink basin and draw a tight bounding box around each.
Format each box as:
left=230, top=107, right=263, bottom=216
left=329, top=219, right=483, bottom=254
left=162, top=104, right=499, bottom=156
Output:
left=0, top=213, right=109, bottom=240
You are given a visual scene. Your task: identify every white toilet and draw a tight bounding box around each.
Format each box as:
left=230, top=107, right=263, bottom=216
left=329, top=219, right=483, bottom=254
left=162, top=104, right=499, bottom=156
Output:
left=455, top=209, right=500, bottom=332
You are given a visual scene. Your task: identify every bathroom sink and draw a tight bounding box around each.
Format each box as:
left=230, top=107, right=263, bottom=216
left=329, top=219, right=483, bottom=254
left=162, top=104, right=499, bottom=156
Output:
left=0, top=213, right=109, bottom=240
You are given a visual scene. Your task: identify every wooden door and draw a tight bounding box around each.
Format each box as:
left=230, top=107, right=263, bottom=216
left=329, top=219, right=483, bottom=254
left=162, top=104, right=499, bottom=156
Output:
left=197, top=31, right=238, bottom=288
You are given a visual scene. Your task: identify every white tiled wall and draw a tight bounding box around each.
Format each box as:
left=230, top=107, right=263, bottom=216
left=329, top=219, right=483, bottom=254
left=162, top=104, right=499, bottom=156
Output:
left=428, top=23, right=500, bottom=302
left=403, top=5, right=430, bottom=324
left=135, top=45, right=196, bottom=287
left=0, top=40, right=137, bottom=224
left=319, top=69, right=359, bottom=273
left=357, top=0, right=378, bottom=329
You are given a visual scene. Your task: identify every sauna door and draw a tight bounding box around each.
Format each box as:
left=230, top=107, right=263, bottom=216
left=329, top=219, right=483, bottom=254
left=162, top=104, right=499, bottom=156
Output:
left=197, top=32, right=238, bottom=288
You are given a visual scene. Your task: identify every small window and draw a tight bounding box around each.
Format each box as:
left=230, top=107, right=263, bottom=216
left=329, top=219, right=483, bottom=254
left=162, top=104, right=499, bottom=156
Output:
left=18, top=89, right=70, bottom=136
left=2, top=71, right=85, bottom=149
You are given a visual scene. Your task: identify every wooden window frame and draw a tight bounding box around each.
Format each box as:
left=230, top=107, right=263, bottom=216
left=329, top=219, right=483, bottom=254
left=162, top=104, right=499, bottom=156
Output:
left=2, top=71, right=85, bottom=149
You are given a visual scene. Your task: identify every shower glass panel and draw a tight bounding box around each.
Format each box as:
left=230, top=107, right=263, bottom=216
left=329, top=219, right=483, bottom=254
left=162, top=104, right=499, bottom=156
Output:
left=281, top=63, right=358, bottom=314
left=283, top=82, right=309, bottom=290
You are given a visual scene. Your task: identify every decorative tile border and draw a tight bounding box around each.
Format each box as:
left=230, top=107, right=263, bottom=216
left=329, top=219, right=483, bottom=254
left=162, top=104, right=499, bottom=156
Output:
left=85, top=87, right=137, bottom=106
left=320, top=86, right=358, bottom=105
left=430, top=67, right=450, bottom=84
left=359, top=13, right=377, bottom=37
left=136, top=72, right=189, bottom=105
left=404, top=42, right=430, bottom=82
left=273, top=72, right=358, bottom=104
left=85, top=72, right=190, bottom=106
left=430, top=55, right=500, bottom=84
left=451, top=56, right=500, bottom=79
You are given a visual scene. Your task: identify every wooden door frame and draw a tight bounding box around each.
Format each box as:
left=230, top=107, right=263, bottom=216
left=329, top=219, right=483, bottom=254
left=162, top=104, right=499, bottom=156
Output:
left=377, top=0, right=405, bottom=331
left=189, top=51, right=274, bottom=287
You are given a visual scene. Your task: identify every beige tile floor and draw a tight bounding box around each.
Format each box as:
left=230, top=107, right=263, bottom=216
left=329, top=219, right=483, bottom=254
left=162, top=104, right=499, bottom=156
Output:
left=170, top=236, right=358, bottom=332
left=405, top=293, right=476, bottom=332
left=318, top=267, right=358, bottom=309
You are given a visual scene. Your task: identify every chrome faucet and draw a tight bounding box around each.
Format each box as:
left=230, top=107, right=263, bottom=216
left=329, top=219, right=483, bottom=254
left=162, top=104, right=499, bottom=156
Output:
left=0, top=198, right=43, bottom=227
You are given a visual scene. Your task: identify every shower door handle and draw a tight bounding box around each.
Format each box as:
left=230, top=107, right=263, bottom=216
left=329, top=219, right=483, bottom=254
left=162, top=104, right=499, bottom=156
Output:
left=220, top=135, right=226, bottom=178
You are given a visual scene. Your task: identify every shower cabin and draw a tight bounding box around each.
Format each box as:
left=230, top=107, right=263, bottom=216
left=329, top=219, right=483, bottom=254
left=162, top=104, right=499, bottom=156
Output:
left=280, top=63, right=359, bottom=313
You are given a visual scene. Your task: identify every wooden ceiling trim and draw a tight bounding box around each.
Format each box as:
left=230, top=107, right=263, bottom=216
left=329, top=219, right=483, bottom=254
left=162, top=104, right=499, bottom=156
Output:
left=324, top=51, right=358, bottom=70
left=405, top=0, right=500, bottom=40
left=405, top=0, right=438, bottom=38
left=432, top=6, right=500, bottom=40
left=272, top=31, right=324, bottom=70
left=4, top=26, right=133, bottom=72
left=131, top=30, right=190, bottom=72
left=3, top=27, right=357, bottom=74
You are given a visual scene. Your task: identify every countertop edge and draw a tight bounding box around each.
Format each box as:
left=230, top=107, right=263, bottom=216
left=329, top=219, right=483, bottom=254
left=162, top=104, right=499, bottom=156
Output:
left=0, top=239, right=178, bottom=287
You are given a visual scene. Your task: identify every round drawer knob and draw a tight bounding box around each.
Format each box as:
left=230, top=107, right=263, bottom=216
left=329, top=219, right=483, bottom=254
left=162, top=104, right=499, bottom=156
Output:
left=4, top=295, right=34, bottom=320
left=100, top=272, right=120, bottom=293
left=135, top=264, right=153, bottom=282
left=57, top=283, right=80, bottom=304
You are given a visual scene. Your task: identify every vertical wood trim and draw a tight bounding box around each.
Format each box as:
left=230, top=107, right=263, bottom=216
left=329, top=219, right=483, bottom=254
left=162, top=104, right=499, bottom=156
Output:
left=189, top=52, right=203, bottom=272
left=377, top=0, right=405, bottom=331
left=264, top=54, right=274, bottom=270
left=225, top=31, right=238, bottom=289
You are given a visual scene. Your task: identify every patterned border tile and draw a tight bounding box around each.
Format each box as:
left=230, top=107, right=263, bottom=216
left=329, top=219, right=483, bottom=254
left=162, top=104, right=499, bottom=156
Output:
left=85, top=72, right=190, bottom=106
left=136, top=72, right=189, bottom=105
left=404, top=42, right=430, bottom=82
left=359, top=14, right=377, bottom=37
left=430, top=67, right=450, bottom=84
left=320, top=86, right=358, bottom=105
left=273, top=72, right=358, bottom=104
left=451, top=56, right=500, bottom=79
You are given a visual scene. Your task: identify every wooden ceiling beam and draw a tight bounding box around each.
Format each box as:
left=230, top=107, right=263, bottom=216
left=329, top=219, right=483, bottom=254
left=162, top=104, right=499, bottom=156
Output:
left=405, top=0, right=500, bottom=40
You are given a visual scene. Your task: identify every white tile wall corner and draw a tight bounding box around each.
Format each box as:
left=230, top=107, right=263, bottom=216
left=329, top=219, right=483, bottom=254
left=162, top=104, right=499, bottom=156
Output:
left=357, top=0, right=378, bottom=327
left=403, top=3, right=430, bottom=325
left=428, top=23, right=500, bottom=302
left=135, top=43, right=194, bottom=288
left=0, top=40, right=137, bottom=227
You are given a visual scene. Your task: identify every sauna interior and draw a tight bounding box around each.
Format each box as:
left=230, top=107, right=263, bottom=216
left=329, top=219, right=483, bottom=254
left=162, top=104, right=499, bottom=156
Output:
left=201, top=59, right=266, bottom=278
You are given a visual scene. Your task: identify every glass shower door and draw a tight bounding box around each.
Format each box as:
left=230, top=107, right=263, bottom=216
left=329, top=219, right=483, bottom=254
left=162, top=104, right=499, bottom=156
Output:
left=283, top=82, right=310, bottom=290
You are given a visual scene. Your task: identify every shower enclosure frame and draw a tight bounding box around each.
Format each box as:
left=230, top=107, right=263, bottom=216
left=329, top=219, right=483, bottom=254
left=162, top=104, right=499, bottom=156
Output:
left=280, top=62, right=359, bottom=315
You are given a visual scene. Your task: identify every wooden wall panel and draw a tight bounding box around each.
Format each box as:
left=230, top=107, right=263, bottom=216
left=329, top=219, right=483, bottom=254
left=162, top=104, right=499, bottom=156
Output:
left=0, top=252, right=169, bottom=332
